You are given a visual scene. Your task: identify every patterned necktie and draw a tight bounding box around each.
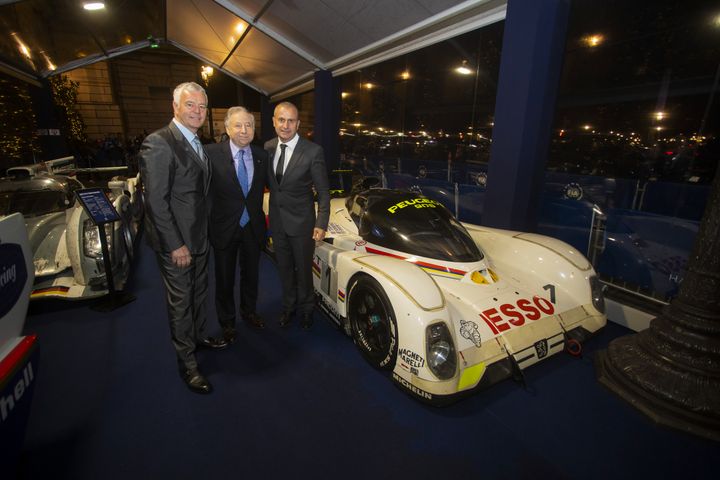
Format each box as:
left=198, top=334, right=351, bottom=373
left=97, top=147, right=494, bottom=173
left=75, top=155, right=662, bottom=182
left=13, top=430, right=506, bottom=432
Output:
left=275, top=143, right=287, bottom=184
left=236, top=149, right=250, bottom=227
left=193, top=137, right=206, bottom=165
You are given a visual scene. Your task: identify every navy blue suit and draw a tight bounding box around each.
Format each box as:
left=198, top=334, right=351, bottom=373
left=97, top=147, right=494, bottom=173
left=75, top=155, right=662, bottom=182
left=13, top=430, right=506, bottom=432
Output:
left=207, top=141, right=268, bottom=327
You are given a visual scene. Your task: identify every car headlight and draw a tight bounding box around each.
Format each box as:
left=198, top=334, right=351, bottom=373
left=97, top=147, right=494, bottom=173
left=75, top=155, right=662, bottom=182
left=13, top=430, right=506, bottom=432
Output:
left=83, top=219, right=112, bottom=259
left=425, top=322, right=457, bottom=380
left=589, top=275, right=605, bottom=314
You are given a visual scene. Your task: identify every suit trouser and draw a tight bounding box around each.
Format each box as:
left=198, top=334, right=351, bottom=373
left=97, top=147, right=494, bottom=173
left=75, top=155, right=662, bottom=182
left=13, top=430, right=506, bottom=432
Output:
left=272, top=229, right=315, bottom=315
left=213, top=223, right=261, bottom=330
left=155, top=249, right=209, bottom=370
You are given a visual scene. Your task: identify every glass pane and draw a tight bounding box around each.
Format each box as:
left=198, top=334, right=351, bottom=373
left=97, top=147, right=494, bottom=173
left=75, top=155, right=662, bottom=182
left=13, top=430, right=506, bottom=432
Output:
left=339, top=21, right=504, bottom=178
left=541, top=0, right=718, bottom=301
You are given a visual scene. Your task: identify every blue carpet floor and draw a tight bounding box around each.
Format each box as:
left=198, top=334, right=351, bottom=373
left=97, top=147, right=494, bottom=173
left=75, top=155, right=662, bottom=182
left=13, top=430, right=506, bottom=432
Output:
left=16, top=240, right=719, bottom=479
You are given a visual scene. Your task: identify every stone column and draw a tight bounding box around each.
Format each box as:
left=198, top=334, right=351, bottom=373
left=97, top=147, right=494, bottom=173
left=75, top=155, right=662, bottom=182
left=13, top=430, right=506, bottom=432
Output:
left=596, top=170, right=720, bottom=440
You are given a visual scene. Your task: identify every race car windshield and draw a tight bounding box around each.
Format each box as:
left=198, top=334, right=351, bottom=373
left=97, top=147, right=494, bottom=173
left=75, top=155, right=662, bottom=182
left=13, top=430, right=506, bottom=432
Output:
left=359, top=195, right=483, bottom=262
left=0, top=190, right=70, bottom=217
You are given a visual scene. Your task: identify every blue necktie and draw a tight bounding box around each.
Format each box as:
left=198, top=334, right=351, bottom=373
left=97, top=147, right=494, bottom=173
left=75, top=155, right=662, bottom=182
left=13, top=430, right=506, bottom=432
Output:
left=236, top=150, right=250, bottom=227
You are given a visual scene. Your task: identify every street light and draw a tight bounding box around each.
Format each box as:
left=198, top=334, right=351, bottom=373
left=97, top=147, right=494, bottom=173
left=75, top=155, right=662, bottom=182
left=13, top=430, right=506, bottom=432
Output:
left=201, top=65, right=214, bottom=86
left=83, top=2, right=105, bottom=10
left=455, top=60, right=472, bottom=75
left=200, top=65, right=215, bottom=140
left=583, top=34, right=604, bottom=48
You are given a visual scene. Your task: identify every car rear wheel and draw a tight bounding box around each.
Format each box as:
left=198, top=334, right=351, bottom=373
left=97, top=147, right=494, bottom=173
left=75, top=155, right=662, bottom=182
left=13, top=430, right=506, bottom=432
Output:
left=348, top=275, right=398, bottom=369
left=121, top=220, right=134, bottom=262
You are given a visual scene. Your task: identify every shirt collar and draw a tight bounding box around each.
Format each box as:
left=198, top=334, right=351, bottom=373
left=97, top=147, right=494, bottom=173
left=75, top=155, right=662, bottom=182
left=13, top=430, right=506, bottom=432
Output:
left=280, top=133, right=299, bottom=149
left=230, top=141, right=251, bottom=161
left=172, top=118, right=198, bottom=145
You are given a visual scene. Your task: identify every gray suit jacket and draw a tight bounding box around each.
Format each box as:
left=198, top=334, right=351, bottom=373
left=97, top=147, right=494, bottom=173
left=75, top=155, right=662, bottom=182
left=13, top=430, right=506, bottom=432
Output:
left=265, top=136, right=330, bottom=236
left=139, top=121, right=211, bottom=254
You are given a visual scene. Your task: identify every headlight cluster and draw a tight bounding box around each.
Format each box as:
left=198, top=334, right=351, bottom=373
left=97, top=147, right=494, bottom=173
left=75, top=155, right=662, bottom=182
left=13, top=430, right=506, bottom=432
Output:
left=83, top=219, right=112, bottom=259
left=589, top=275, right=605, bottom=314
left=425, top=322, right=457, bottom=380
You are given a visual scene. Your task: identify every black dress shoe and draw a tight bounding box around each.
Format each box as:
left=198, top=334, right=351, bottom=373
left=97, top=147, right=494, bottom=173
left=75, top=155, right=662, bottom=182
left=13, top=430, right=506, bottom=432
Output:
left=279, top=311, right=293, bottom=328
left=222, top=328, right=237, bottom=344
left=243, top=312, right=265, bottom=330
left=300, top=313, right=314, bottom=330
left=180, top=368, right=212, bottom=394
left=197, top=336, right=229, bottom=350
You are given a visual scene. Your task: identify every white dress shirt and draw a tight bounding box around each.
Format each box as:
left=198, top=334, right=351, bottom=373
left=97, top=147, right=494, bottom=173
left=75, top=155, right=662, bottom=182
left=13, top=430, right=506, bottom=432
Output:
left=273, top=133, right=300, bottom=175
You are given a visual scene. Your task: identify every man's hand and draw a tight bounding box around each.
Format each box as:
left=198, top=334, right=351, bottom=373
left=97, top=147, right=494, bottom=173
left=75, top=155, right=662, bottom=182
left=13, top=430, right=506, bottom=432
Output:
left=171, top=245, right=192, bottom=268
left=312, top=228, right=326, bottom=243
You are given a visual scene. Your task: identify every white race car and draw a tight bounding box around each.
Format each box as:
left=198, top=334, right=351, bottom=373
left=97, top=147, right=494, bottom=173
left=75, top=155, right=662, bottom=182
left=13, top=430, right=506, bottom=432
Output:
left=0, top=168, right=142, bottom=300
left=306, top=185, right=606, bottom=404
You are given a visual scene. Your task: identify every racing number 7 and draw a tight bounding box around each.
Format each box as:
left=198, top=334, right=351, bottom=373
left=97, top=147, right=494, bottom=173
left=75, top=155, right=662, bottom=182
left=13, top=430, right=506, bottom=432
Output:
left=543, top=284, right=556, bottom=304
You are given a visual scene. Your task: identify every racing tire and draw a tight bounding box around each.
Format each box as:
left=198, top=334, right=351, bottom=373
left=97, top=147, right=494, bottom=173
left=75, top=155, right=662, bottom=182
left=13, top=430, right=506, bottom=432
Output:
left=348, top=275, right=398, bottom=370
left=120, top=220, right=134, bottom=262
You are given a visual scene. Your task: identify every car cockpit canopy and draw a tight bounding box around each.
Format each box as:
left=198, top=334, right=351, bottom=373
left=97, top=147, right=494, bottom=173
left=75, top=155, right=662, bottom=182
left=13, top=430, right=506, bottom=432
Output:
left=346, top=190, right=483, bottom=263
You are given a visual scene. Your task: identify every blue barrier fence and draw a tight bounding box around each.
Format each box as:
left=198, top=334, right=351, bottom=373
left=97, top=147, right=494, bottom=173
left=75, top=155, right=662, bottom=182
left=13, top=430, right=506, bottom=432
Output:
left=372, top=165, right=706, bottom=301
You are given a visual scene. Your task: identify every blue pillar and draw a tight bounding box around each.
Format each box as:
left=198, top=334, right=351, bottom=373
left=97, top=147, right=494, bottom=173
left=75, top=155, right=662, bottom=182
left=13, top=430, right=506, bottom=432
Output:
left=484, top=0, right=570, bottom=230
left=314, top=70, right=341, bottom=171
left=260, top=95, right=274, bottom=144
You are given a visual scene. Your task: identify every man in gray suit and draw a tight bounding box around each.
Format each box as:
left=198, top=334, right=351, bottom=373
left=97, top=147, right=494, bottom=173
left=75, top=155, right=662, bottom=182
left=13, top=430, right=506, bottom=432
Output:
left=265, top=101, right=330, bottom=329
left=139, top=82, right=228, bottom=395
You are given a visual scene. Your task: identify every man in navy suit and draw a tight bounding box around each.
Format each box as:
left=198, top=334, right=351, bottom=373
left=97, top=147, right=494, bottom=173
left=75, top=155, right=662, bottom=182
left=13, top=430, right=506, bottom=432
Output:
left=265, top=102, right=330, bottom=329
left=139, top=82, right=227, bottom=395
left=207, top=107, right=268, bottom=343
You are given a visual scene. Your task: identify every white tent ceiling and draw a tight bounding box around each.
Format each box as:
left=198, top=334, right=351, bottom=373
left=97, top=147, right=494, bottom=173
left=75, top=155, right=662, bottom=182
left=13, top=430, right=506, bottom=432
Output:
left=0, top=0, right=506, bottom=98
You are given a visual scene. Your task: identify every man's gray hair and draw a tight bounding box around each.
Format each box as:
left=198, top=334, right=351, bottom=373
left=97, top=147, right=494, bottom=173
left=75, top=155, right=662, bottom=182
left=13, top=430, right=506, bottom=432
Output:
left=173, top=82, right=207, bottom=105
left=224, top=106, right=254, bottom=129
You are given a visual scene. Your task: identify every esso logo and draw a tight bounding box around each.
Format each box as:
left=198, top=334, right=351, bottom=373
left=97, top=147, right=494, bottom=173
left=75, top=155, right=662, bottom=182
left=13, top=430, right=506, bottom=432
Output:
left=479, top=296, right=555, bottom=335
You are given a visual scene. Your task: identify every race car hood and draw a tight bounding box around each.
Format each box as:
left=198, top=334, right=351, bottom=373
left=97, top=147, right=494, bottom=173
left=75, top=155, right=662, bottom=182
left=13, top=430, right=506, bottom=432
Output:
left=25, top=212, right=71, bottom=277
left=436, top=276, right=563, bottom=353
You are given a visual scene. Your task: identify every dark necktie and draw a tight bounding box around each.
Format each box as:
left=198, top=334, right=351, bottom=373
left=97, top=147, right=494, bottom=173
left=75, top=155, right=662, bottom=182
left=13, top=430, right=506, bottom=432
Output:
left=236, top=150, right=250, bottom=227
left=275, top=143, right=287, bottom=184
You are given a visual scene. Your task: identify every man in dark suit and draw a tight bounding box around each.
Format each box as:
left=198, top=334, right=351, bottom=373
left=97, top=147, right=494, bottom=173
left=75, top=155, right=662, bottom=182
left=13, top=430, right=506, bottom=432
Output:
left=139, top=82, right=227, bottom=395
left=264, top=101, right=330, bottom=329
left=206, top=107, right=267, bottom=343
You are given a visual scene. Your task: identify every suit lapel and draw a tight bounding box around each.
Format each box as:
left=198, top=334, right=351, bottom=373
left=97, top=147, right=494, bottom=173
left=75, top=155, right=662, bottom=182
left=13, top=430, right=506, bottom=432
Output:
left=248, top=145, right=263, bottom=194
left=281, top=138, right=305, bottom=183
left=267, top=138, right=279, bottom=187
left=225, top=141, right=243, bottom=194
left=168, top=122, right=211, bottom=193
left=170, top=122, right=204, bottom=169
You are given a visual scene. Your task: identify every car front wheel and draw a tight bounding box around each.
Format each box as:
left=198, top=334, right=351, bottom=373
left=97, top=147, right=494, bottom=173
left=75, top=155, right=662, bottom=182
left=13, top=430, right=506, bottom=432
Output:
left=348, top=275, right=398, bottom=369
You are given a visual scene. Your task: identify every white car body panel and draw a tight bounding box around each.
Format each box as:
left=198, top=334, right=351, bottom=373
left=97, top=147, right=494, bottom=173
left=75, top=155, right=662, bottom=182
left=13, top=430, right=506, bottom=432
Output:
left=1, top=169, right=141, bottom=300
left=268, top=188, right=606, bottom=403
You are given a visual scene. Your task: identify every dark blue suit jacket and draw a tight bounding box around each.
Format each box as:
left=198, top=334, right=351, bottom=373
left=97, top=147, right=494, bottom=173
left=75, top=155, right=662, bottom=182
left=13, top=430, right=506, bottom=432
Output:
left=206, top=141, right=268, bottom=249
